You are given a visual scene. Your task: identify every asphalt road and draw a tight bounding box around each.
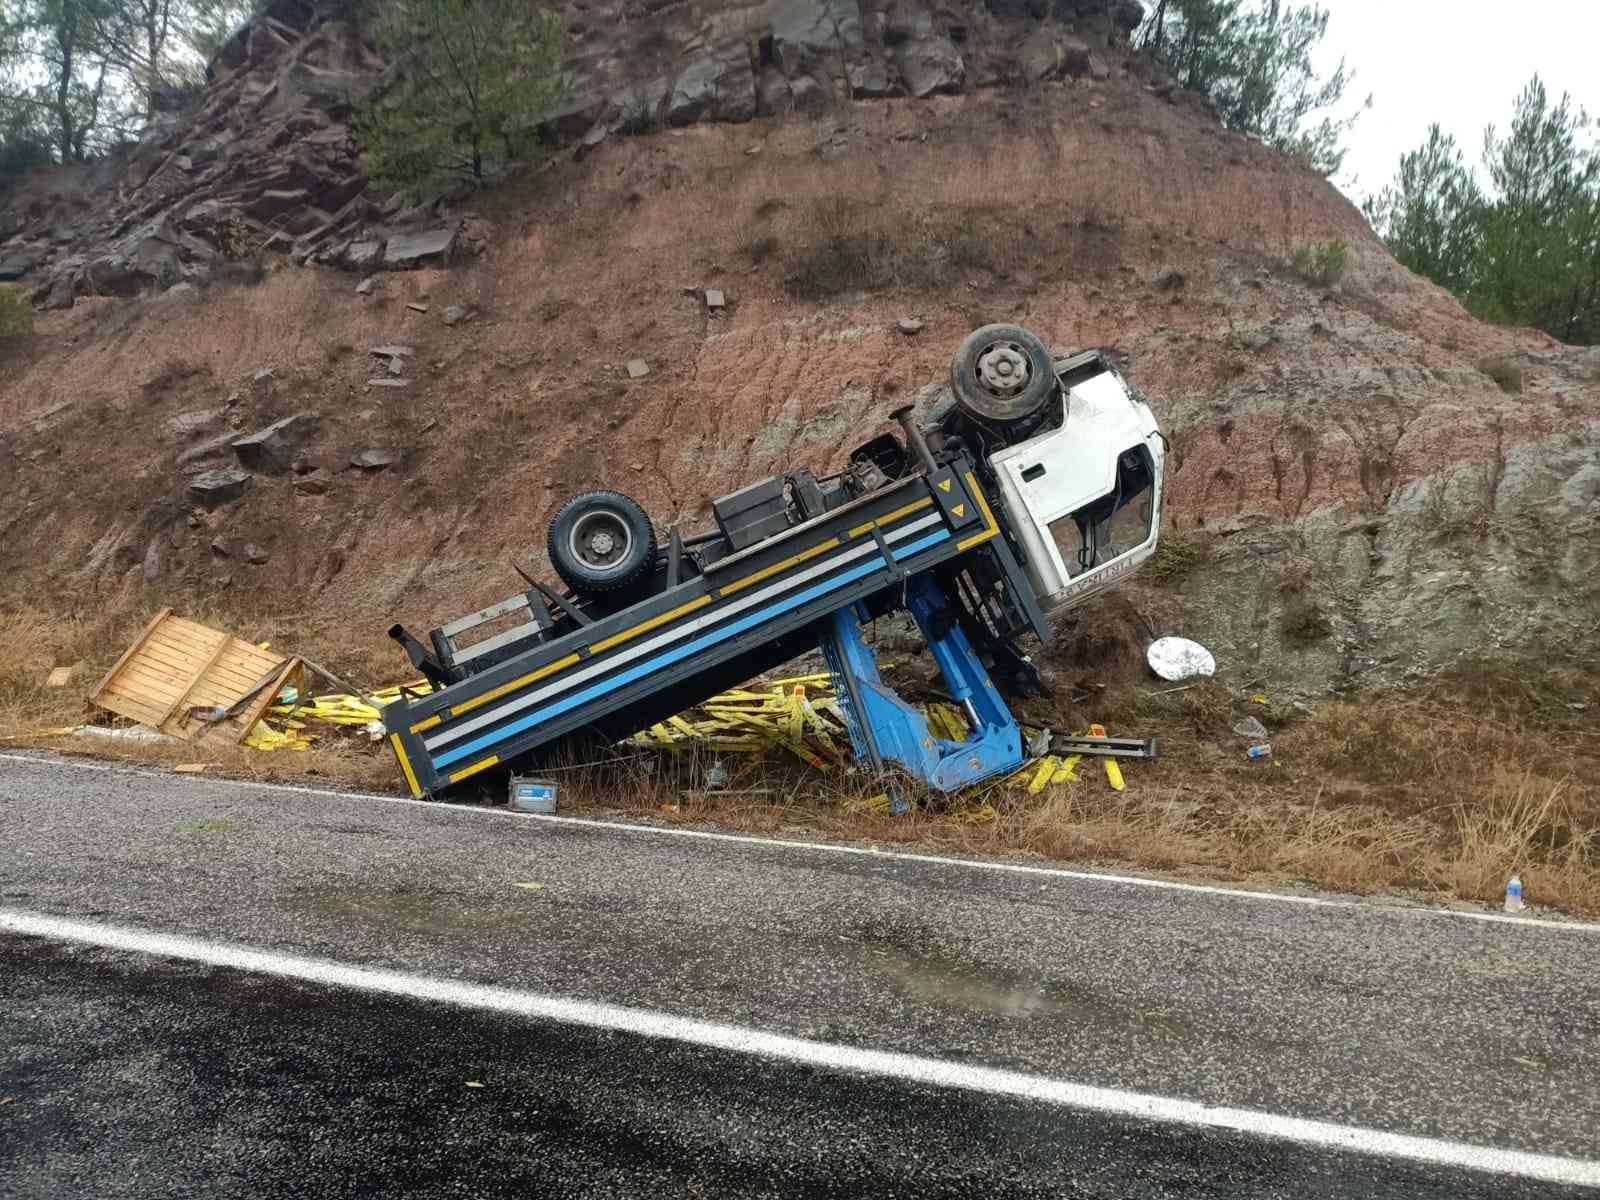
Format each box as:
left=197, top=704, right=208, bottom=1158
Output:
left=2, top=752, right=1598, bottom=1197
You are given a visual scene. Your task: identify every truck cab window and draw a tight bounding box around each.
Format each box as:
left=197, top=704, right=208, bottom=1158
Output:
left=1048, top=447, right=1156, bottom=580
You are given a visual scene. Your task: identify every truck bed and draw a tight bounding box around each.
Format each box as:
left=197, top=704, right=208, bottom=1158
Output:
left=383, top=456, right=1027, bottom=797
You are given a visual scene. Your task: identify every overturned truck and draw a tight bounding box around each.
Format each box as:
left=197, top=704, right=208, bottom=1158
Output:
left=384, top=325, right=1165, bottom=797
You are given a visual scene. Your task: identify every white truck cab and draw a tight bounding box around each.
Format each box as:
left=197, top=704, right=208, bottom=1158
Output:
left=988, top=359, right=1164, bottom=612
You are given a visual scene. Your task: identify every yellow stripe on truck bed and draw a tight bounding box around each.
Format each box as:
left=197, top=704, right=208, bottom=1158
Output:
left=389, top=733, right=422, bottom=797
left=448, top=755, right=500, bottom=784
left=448, top=654, right=581, bottom=718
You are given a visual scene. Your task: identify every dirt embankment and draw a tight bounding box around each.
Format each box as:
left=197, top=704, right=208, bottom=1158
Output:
left=5, top=77, right=1597, bottom=699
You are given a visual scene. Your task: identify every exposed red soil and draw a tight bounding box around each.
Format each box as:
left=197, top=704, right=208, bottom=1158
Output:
left=4, top=79, right=1595, bottom=692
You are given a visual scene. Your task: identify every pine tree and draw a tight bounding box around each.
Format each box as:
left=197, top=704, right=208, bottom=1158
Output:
left=1361, top=125, right=1482, bottom=295
left=1477, top=78, right=1599, bottom=342
left=1139, top=0, right=1363, bottom=175
left=1368, top=76, right=1600, bottom=346
left=355, top=0, right=569, bottom=191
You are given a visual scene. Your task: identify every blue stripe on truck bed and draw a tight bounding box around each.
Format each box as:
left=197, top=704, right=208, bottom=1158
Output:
left=431, top=527, right=952, bottom=770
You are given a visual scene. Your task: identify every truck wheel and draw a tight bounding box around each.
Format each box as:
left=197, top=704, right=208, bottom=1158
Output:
left=548, top=491, right=657, bottom=595
left=949, top=324, right=1057, bottom=425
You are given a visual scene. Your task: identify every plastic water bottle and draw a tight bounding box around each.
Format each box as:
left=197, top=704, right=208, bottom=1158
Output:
left=1504, top=874, right=1524, bottom=913
left=1246, top=743, right=1273, bottom=760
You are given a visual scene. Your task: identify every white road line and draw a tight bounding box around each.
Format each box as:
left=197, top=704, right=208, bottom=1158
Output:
left=3, top=908, right=1596, bottom=1189
left=4, top=750, right=1599, bottom=935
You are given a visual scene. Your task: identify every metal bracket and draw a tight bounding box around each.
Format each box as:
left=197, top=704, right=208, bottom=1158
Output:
left=531, top=579, right=593, bottom=627
left=1048, top=734, right=1159, bottom=760
left=868, top=523, right=903, bottom=583
left=667, top=526, right=684, bottom=590
left=509, top=562, right=556, bottom=634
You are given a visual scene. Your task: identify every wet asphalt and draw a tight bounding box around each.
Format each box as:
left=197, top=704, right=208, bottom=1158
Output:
left=1, top=754, right=1598, bottom=1196
left=2, top=936, right=1590, bottom=1200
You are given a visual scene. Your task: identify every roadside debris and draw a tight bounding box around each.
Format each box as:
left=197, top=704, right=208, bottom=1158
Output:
left=1505, top=874, right=1525, bottom=913
left=627, top=671, right=1151, bottom=803
left=628, top=672, right=844, bottom=769
left=509, top=776, right=558, bottom=813
left=625, top=359, right=651, bottom=379
left=46, top=665, right=76, bottom=688
left=1232, top=715, right=1269, bottom=739
left=83, top=608, right=425, bottom=755
left=89, top=609, right=305, bottom=745
left=1085, top=724, right=1123, bottom=791
left=74, top=723, right=170, bottom=742
left=1246, top=743, right=1273, bottom=760
left=245, top=682, right=429, bottom=751
left=1146, top=636, right=1215, bottom=681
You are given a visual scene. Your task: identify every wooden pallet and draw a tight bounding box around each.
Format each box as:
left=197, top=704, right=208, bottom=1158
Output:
left=88, top=609, right=305, bottom=744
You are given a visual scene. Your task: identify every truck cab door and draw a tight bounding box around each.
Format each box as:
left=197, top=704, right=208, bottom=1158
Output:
left=989, top=369, right=1164, bottom=612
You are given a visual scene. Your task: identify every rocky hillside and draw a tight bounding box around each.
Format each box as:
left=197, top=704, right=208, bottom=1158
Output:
left=1, top=0, right=1596, bottom=699
left=0, top=0, right=1145, bottom=307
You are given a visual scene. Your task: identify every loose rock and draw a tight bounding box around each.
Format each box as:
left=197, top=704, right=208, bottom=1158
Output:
left=625, top=359, right=651, bottom=379
left=1017, top=29, right=1061, bottom=82
left=895, top=36, right=964, bottom=98
left=231, top=412, right=316, bottom=474
left=351, top=448, right=398, bottom=470
left=848, top=61, right=898, bottom=99
left=385, top=229, right=456, bottom=269
left=897, top=317, right=925, bottom=335
left=189, top=468, right=252, bottom=508
left=1060, top=36, right=1092, bottom=77
left=294, top=470, right=332, bottom=495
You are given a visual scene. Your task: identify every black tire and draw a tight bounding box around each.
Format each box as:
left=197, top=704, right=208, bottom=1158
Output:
left=949, top=324, right=1057, bottom=425
left=548, top=490, right=657, bottom=596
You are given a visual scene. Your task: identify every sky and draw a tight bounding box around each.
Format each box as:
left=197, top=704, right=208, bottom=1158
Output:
left=1309, top=0, right=1600, bottom=206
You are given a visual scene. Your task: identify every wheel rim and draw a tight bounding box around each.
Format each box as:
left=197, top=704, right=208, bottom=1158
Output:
left=974, top=340, right=1032, bottom=398
left=569, top=510, right=634, bottom=573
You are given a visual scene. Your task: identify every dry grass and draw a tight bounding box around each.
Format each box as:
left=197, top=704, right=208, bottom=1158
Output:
left=1142, top=526, right=1206, bottom=583
left=544, top=667, right=1600, bottom=916
left=5, top=602, right=1597, bottom=914
left=0, top=603, right=403, bottom=792
left=776, top=195, right=1126, bottom=301
left=1285, top=239, right=1348, bottom=288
